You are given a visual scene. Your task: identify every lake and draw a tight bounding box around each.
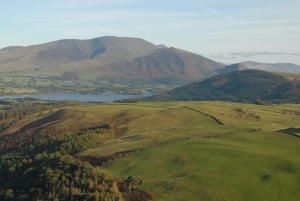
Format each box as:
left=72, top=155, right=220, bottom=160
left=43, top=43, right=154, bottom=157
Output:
left=0, top=93, right=153, bottom=102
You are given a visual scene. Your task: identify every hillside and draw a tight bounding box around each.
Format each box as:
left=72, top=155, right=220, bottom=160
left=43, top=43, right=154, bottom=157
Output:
left=0, top=36, right=224, bottom=94
left=1, top=100, right=300, bottom=201
left=0, top=100, right=154, bottom=201
left=147, top=69, right=300, bottom=103
left=108, top=47, right=224, bottom=84
left=218, top=61, right=300, bottom=74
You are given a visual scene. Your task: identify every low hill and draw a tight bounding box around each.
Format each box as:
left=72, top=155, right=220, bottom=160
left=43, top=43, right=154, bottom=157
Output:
left=218, top=61, right=300, bottom=74
left=148, top=69, right=300, bottom=103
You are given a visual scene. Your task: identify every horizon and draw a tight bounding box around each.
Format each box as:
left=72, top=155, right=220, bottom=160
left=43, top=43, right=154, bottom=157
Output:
left=1, top=0, right=300, bottom=64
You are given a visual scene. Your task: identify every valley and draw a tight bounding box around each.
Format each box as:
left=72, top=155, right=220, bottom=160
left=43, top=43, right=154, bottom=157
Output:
left=1, top=37, right=300, bottom=201
left=0, top=0, right=300, bottom=201
left=0, top=72, right=173, bottom=95
left=2, top=0, right=300, bottom=200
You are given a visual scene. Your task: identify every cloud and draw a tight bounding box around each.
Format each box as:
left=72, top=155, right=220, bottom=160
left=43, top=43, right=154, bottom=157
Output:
left=207, top=51, right=300, bottom=65
left=211, top=52, right=300, bottom=60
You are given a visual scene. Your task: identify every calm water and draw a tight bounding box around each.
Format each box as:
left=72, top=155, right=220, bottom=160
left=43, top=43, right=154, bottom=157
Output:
left=0, top=93, right=153, bottom=102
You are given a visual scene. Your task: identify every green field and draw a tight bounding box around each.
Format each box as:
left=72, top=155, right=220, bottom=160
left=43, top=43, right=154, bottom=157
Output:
left=107, top=130, right=300, bottom=201
left=0, top=74, right=173, bottom=95
left=75, top=102, right=300, bottom=201
left=1, top=101, right=300, bottom=201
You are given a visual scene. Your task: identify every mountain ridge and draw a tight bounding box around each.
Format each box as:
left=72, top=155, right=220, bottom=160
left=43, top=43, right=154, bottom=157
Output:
left=107, top=47, right=224, bottom=83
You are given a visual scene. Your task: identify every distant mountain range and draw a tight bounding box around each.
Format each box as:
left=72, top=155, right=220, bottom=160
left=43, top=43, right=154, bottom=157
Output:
left=218, top=61, right=300, bottom=74
left=147, top=70, right=300, bottom=103
left=0, top=36, right=300, bottom=94
left=0, top=36, right=223, bottom=84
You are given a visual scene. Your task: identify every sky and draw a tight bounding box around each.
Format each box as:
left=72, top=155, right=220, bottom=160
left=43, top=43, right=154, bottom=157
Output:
left=1, top=0, right=300, bottom=64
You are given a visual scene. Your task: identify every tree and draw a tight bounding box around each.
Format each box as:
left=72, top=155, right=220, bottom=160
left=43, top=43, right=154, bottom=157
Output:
left=1, top=189, right=14, bottom=201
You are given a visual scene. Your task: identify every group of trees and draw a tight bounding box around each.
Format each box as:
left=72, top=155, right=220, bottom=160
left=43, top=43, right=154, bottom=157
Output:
left=0, top=120, right=113, bottom=155
left=0, top=101, right=47, bottom=120
left=0, top=99, right=77, bottom=121
left=0, top=100, right=69, bottom=136
left=0, top=152, right=123, bottom=201
left=59, top=124, right=113, bottom=154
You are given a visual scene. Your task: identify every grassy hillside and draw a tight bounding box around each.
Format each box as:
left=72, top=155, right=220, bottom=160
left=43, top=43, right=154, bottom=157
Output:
left=108, top=133, right=300, bottom=201
left=1, top=100, right=300, bottom=201
left=80, top=102, right=300, bottom=201
left=148, top=70, right=300, bottom=103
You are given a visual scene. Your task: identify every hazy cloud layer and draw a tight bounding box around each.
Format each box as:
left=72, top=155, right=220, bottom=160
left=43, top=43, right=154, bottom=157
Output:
left=208, top=52, right=300, bottom=65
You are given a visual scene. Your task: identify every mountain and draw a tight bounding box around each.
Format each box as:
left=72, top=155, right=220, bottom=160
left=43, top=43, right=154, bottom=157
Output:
left=0, top=36, right=160, bottom=72
left=147, top=69, right=300, bottom=103
left=0, top=36, right=224, bottom=89
left=107, top=47, right=224, bottom=84
left=218, top=61, right=300, bottom=74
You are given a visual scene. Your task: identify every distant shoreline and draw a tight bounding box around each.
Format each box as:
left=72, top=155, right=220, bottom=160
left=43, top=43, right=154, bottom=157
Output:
left=0, top=92, right=153, bottom=103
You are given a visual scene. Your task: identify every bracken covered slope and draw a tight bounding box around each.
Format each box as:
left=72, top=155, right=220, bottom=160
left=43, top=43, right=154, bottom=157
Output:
left=148, top=69, right=300, bottom=103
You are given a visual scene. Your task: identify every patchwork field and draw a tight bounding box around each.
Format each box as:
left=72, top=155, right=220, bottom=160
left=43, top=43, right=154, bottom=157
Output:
left=1, top=100, right=300, bottom=201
